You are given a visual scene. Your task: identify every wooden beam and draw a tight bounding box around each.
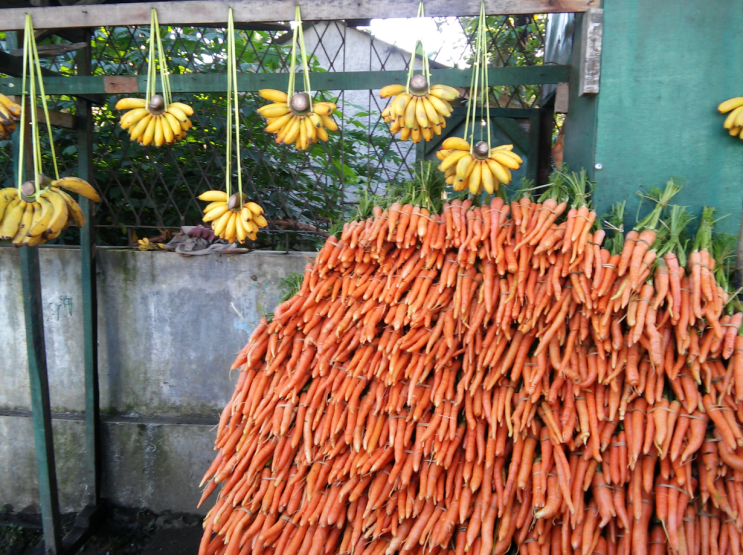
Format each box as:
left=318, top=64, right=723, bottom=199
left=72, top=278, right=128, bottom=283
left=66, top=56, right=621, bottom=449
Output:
left=0, top=0, right=600, bottom=30
left=0, top=65, right=570, bottom=96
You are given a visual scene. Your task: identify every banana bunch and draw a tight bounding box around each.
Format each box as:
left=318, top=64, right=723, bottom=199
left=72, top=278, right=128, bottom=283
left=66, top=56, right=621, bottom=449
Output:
left=115, top=94, right=194, bottom=146
left=718, top=97, right=743, bottom=138
left=257, top=89, right=338, bottom=151
left=436, top=137, right=523, bottom=194
left=198, top=190, right=268, bottom=244
left=0, top=94, right=21, bottom=141
left=379, top=78, right=459, bottom=143
left=0, top=176, right=100, bottom=246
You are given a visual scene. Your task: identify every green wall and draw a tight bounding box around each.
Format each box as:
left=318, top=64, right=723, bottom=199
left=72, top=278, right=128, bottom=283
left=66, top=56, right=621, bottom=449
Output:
left=566, top=1, right=743, bottom=233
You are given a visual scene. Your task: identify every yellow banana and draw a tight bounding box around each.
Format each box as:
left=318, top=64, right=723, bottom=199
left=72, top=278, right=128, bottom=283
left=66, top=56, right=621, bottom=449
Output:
left=161, top=113, right=175, bottom=144
left=253, top=214, right=268, bottom=228
left=265, top=113, right=293, bottom=133
left=224, top=212, right=237, bottom=242
left=481, top=164, right=495, bottom=194
left=0, top=93, right=22, bottom=117
left=283, top=117, right=301, bottom=145
left=719, top=97, right=743, bottom=113
left=203, top=204, right=230, bottom=222
left=199, top=190, right=228, bottom=202
left=404, top=98, right=418, bottom=130
left=258, top=103, right=291, bottom=119
left=1, top=199, right=25, bottom=239
left=213, top=210, right=233, bottom=237
left=298, top=117, right=308, bottom=150
left=415, top=97, right=429, bottom=129
left=493, top=148, right=522, bottom=164
left=12, top=202, right=35, bottom=244
left=393, top=94, right=411, bottom=118
left=312, top=102, right=336, bottom=116
left=440, top=150, right=470, bottom=171
left=304, top=117, right=317, bottom=144
left=166, top=105, right=190, bottom=122
left=204, top=200, right=228, bottom=213
left=235, top=213, right=247, bottom=243
left=421, top=96, right=441, bottom=126
left=26, top=202, right=45, bottom=237
left=115, top=97, right=147, bottom=110
left=53, top=176, right=101, bottom=202
left=141, top=115, right=157, bottom=145
left=0, top=187, right=19, bottom=220
left=276, top=116, right=299, bottom=143
left=731, top=126, right=742, bottom=137
left=259, top=89, right=288, bottom=103
left=442, top=137, right=470, bottom=151
left=154, top=116, right=164, bottom=147
left=411, top=127, right=422, bottom=144
left=168, top=102, right=194, bottom=116
left=486, top=159, right=511, bottom=184
left=429, top=84, right=459, bottom=101
left=241, top=206, right=253, bottom=222
left=317, top=126, right=329, bottom=142
left=320, top=115, right=338, bottom=132
left=422, top=127, right=433, bottom=142
left=468, top=162, right=482, bottom=195
left=163, top=112, right=183, bottom=138
left=426, top=94, right=452, bottom=118
left=490, top=144, right=514, bottom=153
left=28, top=196, right=54, bottom=236
left=23, top=233, right=46, bottom=247
left=54, top=189, right=86, bottom=227
left=43, top=191, right=68, bottom=236
left=380, top=84, right=406, bottom=98
left=490, top=150, right=521, bottom=170
left=308, top=112, right=323, bottom=128
left=120, top=108, right=149, bottom=130
left=245, top=202, right=263, bottom=217
left=724, top=106, right=743, bottom=129
left=455, top=155, right=474, bottom=181
left=130, top=113, right=152, bottom=142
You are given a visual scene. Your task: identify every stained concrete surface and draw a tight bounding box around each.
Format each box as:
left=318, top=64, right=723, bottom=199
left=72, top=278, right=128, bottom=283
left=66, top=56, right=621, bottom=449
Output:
left=0, top=248, right=311, bottom=514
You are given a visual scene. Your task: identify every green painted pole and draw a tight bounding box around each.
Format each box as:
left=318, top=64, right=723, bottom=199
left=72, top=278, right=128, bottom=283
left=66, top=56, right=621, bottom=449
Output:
left=76, top=29, right=101, bottom=506
left=8, top=30, right=64, bottom=555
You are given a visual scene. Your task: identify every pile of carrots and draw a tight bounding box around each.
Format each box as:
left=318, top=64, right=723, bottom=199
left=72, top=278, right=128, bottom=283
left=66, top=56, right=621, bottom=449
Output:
left=196, top=178, right=743, bottom=555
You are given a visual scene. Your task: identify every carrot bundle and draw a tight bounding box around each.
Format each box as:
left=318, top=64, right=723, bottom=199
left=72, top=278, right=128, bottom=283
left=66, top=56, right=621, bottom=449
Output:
left=197, top=193, right=743, bottom=555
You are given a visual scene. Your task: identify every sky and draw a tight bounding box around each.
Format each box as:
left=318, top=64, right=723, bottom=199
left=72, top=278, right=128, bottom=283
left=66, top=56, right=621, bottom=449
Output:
left=363, top=17, right=471, bottom=68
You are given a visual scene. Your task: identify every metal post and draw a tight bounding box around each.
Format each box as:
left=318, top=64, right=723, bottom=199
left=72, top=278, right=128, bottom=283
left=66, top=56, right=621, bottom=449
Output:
left=8, top=28, right=64, bottom=555
left=76, top=28, right=102, bottom=507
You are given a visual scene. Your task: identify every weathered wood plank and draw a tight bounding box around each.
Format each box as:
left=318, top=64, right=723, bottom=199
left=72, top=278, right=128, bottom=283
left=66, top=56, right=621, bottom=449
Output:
left=0, top=65, right=570, bottom=96
left=1, top=0, right=600, bottom=30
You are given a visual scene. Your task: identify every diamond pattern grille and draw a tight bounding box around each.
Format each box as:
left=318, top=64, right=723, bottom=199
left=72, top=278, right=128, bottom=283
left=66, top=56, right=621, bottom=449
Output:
left=0, top=16, right=545, bottom=248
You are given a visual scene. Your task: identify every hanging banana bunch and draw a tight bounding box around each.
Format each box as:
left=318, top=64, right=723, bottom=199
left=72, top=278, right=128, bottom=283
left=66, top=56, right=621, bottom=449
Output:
left=198, top=9, right=267, bottom=244
left=436, top=2, right=522, bottom=194
left=379, top=2, right=460, bottom=143
left=718, top=96, right=743, bottom=138
left=257, top=6, right=338, bottom=150
left=0, top=15, right=100, bottom=247
left=0, top=94, right=22, bottom=141
left=115, top=9, right=194, bottom=146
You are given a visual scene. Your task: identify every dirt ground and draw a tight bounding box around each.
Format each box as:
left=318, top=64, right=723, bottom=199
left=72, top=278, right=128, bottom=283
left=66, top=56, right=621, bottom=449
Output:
left=0, top=506, right=203, bottom=555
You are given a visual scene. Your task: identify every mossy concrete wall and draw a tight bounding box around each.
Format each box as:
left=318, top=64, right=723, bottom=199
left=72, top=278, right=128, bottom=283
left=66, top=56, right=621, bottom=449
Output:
left=0, top=248, right=310, bottom=514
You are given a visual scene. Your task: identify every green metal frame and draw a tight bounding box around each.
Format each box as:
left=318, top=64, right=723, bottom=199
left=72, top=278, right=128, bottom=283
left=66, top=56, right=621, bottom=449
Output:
left=0, top=65, right=569, bottom=96
left=6, top=30, right=105, bottom=555
left=1, top=28, right=570, bottom=555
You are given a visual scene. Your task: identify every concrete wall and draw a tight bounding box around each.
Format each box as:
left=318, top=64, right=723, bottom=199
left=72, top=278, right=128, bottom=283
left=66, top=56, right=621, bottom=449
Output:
left=0, top=247, right=310, bottom=514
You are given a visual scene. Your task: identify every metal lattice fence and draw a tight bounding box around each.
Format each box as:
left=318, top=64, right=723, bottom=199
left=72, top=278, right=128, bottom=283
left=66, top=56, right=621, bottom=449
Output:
left=0, top=15, right=546, bottom=248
